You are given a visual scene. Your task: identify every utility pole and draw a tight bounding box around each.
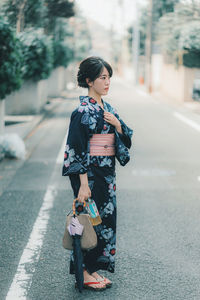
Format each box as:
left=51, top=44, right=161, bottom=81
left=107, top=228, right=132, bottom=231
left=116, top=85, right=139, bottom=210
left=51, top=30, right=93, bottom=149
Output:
left=132, top=0, right=140, bottom=85
left=118, top=0, right=124, bottom=76
left=146, top=0, right=153, bottom=93
left=110, top=1, right=117, bottom=68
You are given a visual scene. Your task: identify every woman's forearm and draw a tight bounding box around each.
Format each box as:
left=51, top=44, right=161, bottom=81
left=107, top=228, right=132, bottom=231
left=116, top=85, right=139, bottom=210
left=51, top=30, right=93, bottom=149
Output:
left=80, top=173, right=89, bottom=186
left=78, top=173, right=91, bottom=202
left=115, top=121, right=123, bottom=134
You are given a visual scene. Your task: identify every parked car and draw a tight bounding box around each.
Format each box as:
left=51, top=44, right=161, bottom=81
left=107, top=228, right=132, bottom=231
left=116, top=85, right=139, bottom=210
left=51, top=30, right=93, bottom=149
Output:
left=192, top=79, right=200, bottom=101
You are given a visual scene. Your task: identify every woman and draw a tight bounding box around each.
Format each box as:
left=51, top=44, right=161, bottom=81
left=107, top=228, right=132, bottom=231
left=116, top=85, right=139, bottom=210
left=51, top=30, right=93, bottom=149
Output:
left=62, top=56, right=133, bottom=291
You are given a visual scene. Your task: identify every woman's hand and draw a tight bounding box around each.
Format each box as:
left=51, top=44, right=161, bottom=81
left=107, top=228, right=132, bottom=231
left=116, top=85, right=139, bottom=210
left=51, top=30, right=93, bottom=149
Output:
left=78, top=184, right=91, bottom=203
left=104, top=112, right=122, bottom=134
left=78, top=173, right=91, bottom=203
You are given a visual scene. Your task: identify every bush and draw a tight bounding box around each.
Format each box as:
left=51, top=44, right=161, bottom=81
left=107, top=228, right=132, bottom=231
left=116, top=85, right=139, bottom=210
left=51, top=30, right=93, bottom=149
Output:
left=157, top=4, right=200, bottom=68
left=19, top=30, right=53, bottom=82
left=3, top=0, right=46, bottom=30
left=52, top=39, right=73, bottom=68
left=179, top=22, right=200, bottom=68
left=182, top=50, right=200, bottom=68
left=0, top=18, right=23, bottom=100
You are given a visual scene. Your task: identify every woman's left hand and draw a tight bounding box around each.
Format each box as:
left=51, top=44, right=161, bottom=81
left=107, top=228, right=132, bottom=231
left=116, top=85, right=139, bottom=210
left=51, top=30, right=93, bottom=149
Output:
left=104, top=112, right=122, bottom=133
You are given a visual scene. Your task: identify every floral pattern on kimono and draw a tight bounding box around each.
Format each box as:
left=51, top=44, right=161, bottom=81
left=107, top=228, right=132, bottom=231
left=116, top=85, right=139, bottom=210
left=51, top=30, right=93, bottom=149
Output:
left=62, top=95, right=133, bottom=274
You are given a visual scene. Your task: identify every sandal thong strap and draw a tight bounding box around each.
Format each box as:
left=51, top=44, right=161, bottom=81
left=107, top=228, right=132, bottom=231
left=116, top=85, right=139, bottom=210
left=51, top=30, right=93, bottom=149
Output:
left=84, top=281, right=103, bottom=285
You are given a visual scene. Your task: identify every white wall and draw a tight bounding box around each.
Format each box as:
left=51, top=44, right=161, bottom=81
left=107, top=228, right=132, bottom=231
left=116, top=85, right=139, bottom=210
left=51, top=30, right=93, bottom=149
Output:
left=5, top=79, right=48, bottom=115
left=47, top=67, right=66, bottom=97
left=152, top=54, right=198, bottom=102
left=5, top=65, right=72, bottom=115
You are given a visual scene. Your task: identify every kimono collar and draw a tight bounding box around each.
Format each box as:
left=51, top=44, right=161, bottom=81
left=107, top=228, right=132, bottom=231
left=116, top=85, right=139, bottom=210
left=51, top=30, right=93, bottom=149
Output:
left=79, top=95, right=90, bottom=103
left=79, top=96, right=104, bottom=107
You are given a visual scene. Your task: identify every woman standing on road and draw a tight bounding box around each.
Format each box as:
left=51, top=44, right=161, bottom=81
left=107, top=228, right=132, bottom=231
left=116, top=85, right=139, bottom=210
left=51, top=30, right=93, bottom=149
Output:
left=62, top=56, right=133, bottom=291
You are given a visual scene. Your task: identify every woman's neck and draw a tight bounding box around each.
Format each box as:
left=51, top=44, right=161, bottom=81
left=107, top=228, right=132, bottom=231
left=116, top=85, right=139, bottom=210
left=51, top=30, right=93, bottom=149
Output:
left=88, top=90, right=102, bottom=105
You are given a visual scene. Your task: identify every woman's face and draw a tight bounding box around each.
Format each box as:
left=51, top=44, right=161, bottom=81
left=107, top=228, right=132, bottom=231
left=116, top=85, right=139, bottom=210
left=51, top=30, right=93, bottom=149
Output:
left=88, top=66, right=111, bottom=96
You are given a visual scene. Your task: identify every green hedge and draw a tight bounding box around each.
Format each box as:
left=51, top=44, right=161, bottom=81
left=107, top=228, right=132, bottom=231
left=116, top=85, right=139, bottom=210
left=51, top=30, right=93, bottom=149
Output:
left=19, top=30, right=53, bottom=82
left=52, top=40, right=73, bottom=68
left=179, top=22, right=200, bottom=68
left=0, top=19, right=23, bottom=100
left=0, top=21, right=75, bottom=100
left=183, top=51, right=200, bottom=68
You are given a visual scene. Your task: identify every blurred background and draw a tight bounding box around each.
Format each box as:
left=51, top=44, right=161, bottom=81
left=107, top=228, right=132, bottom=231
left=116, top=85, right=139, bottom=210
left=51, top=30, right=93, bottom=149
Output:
left=1, top=0, right=200, bottom=128
left=1, top=2, right=200, bottom=299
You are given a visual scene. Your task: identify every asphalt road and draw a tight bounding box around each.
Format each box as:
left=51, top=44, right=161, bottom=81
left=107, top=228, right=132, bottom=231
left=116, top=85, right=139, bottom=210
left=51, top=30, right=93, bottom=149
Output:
left=1, top=78, right=200, bottom=300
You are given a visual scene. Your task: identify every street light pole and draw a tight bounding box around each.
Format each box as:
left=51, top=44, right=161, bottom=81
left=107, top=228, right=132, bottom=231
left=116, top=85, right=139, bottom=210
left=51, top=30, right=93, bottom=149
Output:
left=146, top=0, right=153, bottom=93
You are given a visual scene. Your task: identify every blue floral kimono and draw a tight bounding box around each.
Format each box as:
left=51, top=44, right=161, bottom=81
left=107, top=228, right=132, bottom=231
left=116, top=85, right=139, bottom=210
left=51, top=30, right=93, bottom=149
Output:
left=62, top=95, right=133, bottom=274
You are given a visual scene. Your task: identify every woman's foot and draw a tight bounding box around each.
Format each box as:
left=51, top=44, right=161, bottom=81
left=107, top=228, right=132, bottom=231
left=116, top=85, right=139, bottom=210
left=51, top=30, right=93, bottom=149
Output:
left=91, top=272, right=112, bottom=288
left=82, top=270, right=106, bottom=290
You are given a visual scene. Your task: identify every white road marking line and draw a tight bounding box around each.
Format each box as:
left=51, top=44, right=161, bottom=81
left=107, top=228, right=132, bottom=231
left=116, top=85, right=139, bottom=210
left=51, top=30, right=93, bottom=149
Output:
left=132, top=169, right=176, bottom=176
left=174, top=112, right=200, bottom=132
left=6, top=186, right=56, bottom=300
left=5, top=133, right=66, bottom=299
left=197, top=176, right=200, bottom=182
left=56, top=133, right=67, bottom=164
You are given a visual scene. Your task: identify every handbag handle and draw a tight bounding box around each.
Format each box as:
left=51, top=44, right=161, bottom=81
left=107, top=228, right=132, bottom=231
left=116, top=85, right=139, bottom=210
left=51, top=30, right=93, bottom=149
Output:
left=72, top=198, right=86, bottom=216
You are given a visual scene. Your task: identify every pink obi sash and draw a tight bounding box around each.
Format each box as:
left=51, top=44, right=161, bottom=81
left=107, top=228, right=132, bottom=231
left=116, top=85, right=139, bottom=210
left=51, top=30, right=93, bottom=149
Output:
left=89, top=133, right=115, bottom=156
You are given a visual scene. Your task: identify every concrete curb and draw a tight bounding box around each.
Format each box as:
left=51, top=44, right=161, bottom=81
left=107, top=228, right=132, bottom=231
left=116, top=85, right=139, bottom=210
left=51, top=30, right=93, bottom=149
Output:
left=5, top=115, right=43, bottom=140
left=4, top=99, right=61, bottom=141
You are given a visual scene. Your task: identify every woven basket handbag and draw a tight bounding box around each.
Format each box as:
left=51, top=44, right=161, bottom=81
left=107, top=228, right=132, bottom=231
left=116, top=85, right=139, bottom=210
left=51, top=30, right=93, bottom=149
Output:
left=62, top=199, right=97, bottom=251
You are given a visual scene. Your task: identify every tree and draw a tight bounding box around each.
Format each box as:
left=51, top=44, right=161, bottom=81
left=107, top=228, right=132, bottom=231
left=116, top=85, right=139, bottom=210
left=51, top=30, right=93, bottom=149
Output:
left=52, top=39, right=73, bottom=68
left=3, top=0, right=74, bottom=34
left=127, top=6, right=148, bottom=58
left=153, top=0, right=179, bottom=22
left=44, top=0, right=74, bottom=34
left=0, top=18, right=23, bottom=134
left=19, top=29, right=53, bottom=81
left=127, top=0, right=179, bottom=58
left=72, top=15, right=92, bottom=62
left=180, top=21, right=200, bottom=67
left=3, top=0, right=46, bottom=32
left=157, top=2, right=200, bottom=66
left=0, top=19, right=22, bottom=100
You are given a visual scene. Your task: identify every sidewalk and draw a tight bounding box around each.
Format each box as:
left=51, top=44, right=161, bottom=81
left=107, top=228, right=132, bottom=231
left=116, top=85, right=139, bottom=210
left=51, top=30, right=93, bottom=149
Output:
left=4, top=87, right=82, bottom=140
left=0, top=91, right=78, bottom=197
left=0, top=99, right=56, bottom=197
left=4, top=99, right=60, bottom=140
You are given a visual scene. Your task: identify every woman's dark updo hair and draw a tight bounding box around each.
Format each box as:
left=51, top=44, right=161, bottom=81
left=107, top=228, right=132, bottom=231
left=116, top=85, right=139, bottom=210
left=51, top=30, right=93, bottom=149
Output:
left=77, top=56, right=113, bottom=88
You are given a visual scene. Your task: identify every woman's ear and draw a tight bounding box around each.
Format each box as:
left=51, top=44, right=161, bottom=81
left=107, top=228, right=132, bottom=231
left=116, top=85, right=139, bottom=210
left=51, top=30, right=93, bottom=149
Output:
left=86, top=78, right=93, bottom=87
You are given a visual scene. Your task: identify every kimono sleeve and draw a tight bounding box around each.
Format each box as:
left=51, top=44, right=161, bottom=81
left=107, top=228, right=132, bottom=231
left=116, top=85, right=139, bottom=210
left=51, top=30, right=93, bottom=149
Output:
left=114, top=111, right=133, bottom=149
left=62, top=109, right=90, bottom=176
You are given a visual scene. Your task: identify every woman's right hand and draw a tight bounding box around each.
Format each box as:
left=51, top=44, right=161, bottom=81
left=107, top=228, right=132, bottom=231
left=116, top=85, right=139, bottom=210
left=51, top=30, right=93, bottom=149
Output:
left=77, top=184, right=91, bottom=203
